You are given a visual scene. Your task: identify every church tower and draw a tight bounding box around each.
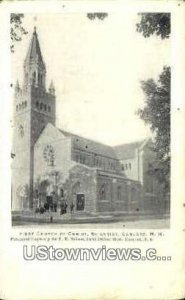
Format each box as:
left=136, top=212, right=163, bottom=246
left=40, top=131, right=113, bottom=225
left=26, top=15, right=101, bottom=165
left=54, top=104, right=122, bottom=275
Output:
left=12, top=27, right=56, bottom=211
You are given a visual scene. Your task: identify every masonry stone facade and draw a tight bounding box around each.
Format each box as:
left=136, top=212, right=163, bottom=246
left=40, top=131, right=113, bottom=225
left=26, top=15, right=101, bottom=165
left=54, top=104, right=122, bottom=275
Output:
left=11, top=28, right=168, bottom=215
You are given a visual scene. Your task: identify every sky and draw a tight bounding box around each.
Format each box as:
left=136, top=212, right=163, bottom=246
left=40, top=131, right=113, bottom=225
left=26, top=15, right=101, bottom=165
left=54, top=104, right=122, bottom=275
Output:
left=12, top=13, right=170, bottom=146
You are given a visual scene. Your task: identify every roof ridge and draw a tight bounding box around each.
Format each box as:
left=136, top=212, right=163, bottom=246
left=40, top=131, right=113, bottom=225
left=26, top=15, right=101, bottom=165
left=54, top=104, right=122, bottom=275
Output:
left=114, top=139, right=146, bottom=148
left=59, top=128, right=114, bottom=149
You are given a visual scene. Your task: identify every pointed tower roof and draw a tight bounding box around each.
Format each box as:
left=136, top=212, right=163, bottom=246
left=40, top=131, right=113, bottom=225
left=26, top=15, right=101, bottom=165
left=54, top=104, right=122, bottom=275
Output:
left=49, top=81, right=55, bottom=90
left=15, top=80, right=20, bottom=89
left=49, top=81, right=55, bottom=95
left=24, top=27, right=45, bottom=69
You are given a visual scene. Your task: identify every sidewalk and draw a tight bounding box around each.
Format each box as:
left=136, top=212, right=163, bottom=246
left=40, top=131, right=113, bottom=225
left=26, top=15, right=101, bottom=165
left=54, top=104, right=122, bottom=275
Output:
left=12, top=210, right=169, bottom=225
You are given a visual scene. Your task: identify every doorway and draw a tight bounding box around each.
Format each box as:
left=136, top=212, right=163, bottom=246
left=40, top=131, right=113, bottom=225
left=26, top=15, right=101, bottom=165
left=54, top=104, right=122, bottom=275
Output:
left=76, top=193, right=85, bottom=211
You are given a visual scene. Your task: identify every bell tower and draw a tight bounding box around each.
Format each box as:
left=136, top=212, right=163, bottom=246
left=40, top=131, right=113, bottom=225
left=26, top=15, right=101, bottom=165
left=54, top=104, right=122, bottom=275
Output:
left=23, top=26, right=46, bottom=90
left=12, top=27, right=56, bottom=211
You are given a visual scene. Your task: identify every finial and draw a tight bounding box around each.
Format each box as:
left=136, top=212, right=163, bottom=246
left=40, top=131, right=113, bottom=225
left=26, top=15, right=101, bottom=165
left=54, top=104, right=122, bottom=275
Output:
left=49, top=81, right=55, bottom=95
left=15, top=80, right=20, bottom=89
left=34, top=26, right=37, bottom=34
left=15, top=80, right=21, bottom=94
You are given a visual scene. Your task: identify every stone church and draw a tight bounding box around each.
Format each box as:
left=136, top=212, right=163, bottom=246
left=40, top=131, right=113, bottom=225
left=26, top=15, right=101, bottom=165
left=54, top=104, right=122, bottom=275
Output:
left=12, top=28, right=166, bottom=214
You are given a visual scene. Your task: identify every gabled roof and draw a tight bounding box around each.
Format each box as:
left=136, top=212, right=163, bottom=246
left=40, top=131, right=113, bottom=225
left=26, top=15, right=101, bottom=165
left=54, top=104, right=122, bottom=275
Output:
left=24, top=27, right=45, bottom=69
left=114, top=139, right=147, bottom=160
left=36, top=123, right=151, bottom=162
left=34, top=123, right=66, bottom=147
left=60, top=129, right=118, bottom=160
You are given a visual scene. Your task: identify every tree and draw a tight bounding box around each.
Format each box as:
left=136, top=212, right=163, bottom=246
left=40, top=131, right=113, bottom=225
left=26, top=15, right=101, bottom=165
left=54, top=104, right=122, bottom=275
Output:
left=136, top=13, right=170, bottom=39
left=87, top=13, right=108, bottom=21
left=10, top=13, right=28, bottom=53
left=136, top=13, right=171, bottom=192
left=137, top=66, right=170, bottom=191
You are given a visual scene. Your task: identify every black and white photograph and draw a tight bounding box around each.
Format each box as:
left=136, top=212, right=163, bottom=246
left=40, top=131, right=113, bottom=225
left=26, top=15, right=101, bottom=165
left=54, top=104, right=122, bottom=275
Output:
left=1, top=1, right=185, bottom=299
left=11, top=11, right=171, bottom=228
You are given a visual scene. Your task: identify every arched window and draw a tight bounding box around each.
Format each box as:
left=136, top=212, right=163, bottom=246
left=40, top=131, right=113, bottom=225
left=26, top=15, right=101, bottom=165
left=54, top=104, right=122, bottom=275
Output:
left=32, top=72, right=36, bottom=85
left=131, top=186, right=137, bottom=201
left=95, top=157, right=101, bottom=167
left=60, top=188, right=64, bottom=198
left=48, top=106, right=51, bottom=112
left=38, top=73, right=43, bottom=86
left=25, top=101, right=27, bottom=108
left=117, top=186, right=122, bottom=200
left=44, top=104, right=47, bottom=111
left=80, top=153, right=85, bottom=164
left=16, top=105, right=18, bottom=112
left=36, top=101, right=39, bottom=108
left=40, top=103, right=43, bottom=110
left=75, top=152, right=80, bottom=162
left=25, top=73, right=28, bottom=84
left=99, top=184, right=106, bottom=200
left=40, top=74, right=42, bottom=86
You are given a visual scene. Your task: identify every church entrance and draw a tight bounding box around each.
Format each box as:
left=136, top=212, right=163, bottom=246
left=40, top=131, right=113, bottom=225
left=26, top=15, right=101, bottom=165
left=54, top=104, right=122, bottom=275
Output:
left=46, top=195, right=53, bottom=205
left=71, top=182, right=85, bottom=211
left=76, top=194, right=85, bottom=211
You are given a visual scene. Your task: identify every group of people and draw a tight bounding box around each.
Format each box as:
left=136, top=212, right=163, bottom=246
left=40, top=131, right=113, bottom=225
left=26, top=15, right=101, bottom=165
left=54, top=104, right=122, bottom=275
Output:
left=60, top=201, right=68, bottom=215
left=35, top=199, right=75, bottom=215
left=59, top=201, right=75, bottom=215
left=43, top=201, right=57, bottom=212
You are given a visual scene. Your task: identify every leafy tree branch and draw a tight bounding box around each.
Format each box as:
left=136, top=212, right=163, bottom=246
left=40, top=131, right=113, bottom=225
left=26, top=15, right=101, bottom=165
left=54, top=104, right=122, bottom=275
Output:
left=10, top=13, right=28, bottom=53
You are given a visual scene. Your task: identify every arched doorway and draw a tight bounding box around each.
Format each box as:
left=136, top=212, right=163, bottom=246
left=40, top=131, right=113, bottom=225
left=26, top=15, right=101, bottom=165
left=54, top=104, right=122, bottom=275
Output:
left=72, top=182, right=85, bottom=211
left=16, top=185, right=29, bottom=210
left=39, top=179, right=52, bottom=207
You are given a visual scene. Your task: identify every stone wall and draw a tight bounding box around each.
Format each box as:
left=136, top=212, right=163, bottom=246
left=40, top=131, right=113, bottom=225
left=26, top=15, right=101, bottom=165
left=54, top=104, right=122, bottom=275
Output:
left=96, top=171, right=142, bottom=213
left=66, top=165, right=97, bottom=213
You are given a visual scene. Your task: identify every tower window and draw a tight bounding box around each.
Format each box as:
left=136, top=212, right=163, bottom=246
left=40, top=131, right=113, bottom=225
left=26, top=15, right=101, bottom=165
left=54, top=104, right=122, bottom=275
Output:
left=44, top=104, right=47, bottom=111
left=16, top=105, right=18, bottom=112
left=36, top=101, right=39, bottom=108
left=38, top=73, right=43, bottom=86
left=32, top=72, right=36, bottom=85
left=25, top=73, right=28, bottom=84
left=40, top=103, right=43, bottom=110
left=38, top=73, right=40, bottom=85
left=25, top=101, right=27, bottom=108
